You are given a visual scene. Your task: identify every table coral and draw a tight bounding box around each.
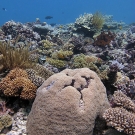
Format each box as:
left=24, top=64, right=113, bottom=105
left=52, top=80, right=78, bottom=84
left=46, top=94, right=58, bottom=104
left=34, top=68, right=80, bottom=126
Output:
left=103, top=91, right=135, bottom=135
left=27, top=68, right=110, bottom=135
left=0, top=68, right=37, bottom=100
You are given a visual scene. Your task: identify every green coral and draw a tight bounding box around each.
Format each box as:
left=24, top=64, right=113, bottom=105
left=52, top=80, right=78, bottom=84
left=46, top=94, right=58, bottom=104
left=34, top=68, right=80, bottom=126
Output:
left=51, top=49, right=73, bottom=60
left=72, top=54, right=108, bottom=80
left=92, top=12, right=104, bottom=30
left=0, top=114, right=12, bottom=132
left=46, top=58, right=67, bottom=69
left=40, top=40, right=54, bottom=49
left=62, top=43, right=74, bottom=51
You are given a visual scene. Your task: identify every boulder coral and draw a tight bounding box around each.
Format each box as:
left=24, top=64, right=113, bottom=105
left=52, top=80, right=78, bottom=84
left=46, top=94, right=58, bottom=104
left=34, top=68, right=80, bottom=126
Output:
left=27, top=68, right=110, bottom=135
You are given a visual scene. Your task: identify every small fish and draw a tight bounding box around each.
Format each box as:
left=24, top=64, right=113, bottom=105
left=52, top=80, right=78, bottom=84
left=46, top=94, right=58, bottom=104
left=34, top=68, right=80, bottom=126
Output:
left=58, top=25, right=63, bottom=29
left=45, top=16, right=53, bottom=19
left=50, top=23, right=56, bottom=26
left=2, top=8, right=7, bottom=11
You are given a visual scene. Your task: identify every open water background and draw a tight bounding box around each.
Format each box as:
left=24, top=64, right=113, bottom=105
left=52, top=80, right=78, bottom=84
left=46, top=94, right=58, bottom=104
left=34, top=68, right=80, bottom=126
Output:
left=0, top=0, right=135, bottom=26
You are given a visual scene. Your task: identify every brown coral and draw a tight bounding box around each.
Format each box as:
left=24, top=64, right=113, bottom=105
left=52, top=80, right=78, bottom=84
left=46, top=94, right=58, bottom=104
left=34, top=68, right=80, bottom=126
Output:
left=112, top=90, right=135, bottom=112
left=33, top=64, right=54, bottom=80
left=103, top=91, right=135, bottom=135
left=94, top=31, right=115, bottom=46
left=103, top=107, right=135, bottom=135
left=0, top=42, right=35, bottom=70
left=27, top=68, right=110, bottom=135
left=0, top=68, right=37, bottom=100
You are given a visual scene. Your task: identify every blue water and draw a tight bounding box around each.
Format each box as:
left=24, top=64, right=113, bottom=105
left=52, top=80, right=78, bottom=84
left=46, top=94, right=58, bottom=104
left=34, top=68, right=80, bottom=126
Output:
left=0, top=0, right=135, bottom=26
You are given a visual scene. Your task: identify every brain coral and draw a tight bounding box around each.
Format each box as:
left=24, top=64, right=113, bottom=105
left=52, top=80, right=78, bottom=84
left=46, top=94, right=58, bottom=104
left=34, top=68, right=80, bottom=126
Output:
left=27, top=68, right=110, bottom=135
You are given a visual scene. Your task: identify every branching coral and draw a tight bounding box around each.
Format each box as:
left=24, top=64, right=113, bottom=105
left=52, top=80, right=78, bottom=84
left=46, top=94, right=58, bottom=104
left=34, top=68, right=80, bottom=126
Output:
left=103, top=91, right=135, bottom=135
left=0, top=68, right=37, bottom=100
left=39, top=39, right=54, bottom=49
left=32, top=64, right=54, bottom=80
left=0, top=42, right=35, bottom=70
left=92, top=12, right=104, bottom=30
left=51, top=49, right=73, bottom=60
left=46, top=57, right=67, bottom=69
left=94, top=31, right=115, bottom=46
left=71, top=54, right=108, bottom=80
left=26, top=68, right=45, bottom=87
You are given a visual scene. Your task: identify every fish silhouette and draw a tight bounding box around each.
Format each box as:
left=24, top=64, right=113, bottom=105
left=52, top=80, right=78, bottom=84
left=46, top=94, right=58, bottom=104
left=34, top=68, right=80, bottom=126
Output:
left=45, top=16, right=53, bottom=19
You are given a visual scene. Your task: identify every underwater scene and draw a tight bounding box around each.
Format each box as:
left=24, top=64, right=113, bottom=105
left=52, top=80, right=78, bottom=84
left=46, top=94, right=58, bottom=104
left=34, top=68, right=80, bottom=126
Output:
left=0, top=0, right=135, bottom=135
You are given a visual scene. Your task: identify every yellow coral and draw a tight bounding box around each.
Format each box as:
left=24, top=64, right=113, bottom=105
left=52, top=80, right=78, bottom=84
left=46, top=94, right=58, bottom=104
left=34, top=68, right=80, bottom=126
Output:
left=51, top=49, right=73, bottom=60
left=46, top=58, right=66, bottom=68
left=92, top=12, right=104, bottom=30
left=40, top=40, right=54, bottom=49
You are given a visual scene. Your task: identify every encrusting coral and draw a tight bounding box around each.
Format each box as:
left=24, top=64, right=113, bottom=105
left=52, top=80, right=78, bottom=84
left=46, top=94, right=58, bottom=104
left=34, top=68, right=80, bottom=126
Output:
left=27, top=68, right=110, bottom=135
left=103, top=91, right=135, bottom=135
left=0, top=114, right=12, bottom=132
left=0, top=68, right=37, bottom=100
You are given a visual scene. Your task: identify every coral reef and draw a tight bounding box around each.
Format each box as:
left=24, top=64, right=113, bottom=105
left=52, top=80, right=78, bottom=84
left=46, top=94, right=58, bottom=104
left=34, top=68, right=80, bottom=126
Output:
left=92, top=12, right=104, bottom=30
left=103, top=91, right=135, bottom=135
left=94, top=31, right=115, bottom=46
left=2, top=20, right=41, bottom=42
left=26, top=69, right=45, bottom=87
left=0, top=68, right=37, bottom=100
left=46, top=57, right=67, bottom=69
left=0, top=42, right=35, bottom=71
left=71, top=54, right=108, bottom=80
left=32, top=64, right=54, bottom=79
left=27, top=68, right=110, bottom=135
left=39, top=39, right=54, bottom=49
left=51, top=49, right=73, bottom=60
left=0, top=114, right=12, bottom=133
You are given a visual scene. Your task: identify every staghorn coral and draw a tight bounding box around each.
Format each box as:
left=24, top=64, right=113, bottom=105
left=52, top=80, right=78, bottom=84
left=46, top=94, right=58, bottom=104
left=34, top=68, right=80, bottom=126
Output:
left=0, top=114, right=12, bottom=132
left=92, top=12, right=104, bottom=30
left=27, top=68, right=110, bottom=135
left=103, top=91, right=135, bottom=135
left=0, top=42, right=35, bottom=70
left=0, top=68, right=37, bottom=100
left=94, top=31, right=115, bottom=46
